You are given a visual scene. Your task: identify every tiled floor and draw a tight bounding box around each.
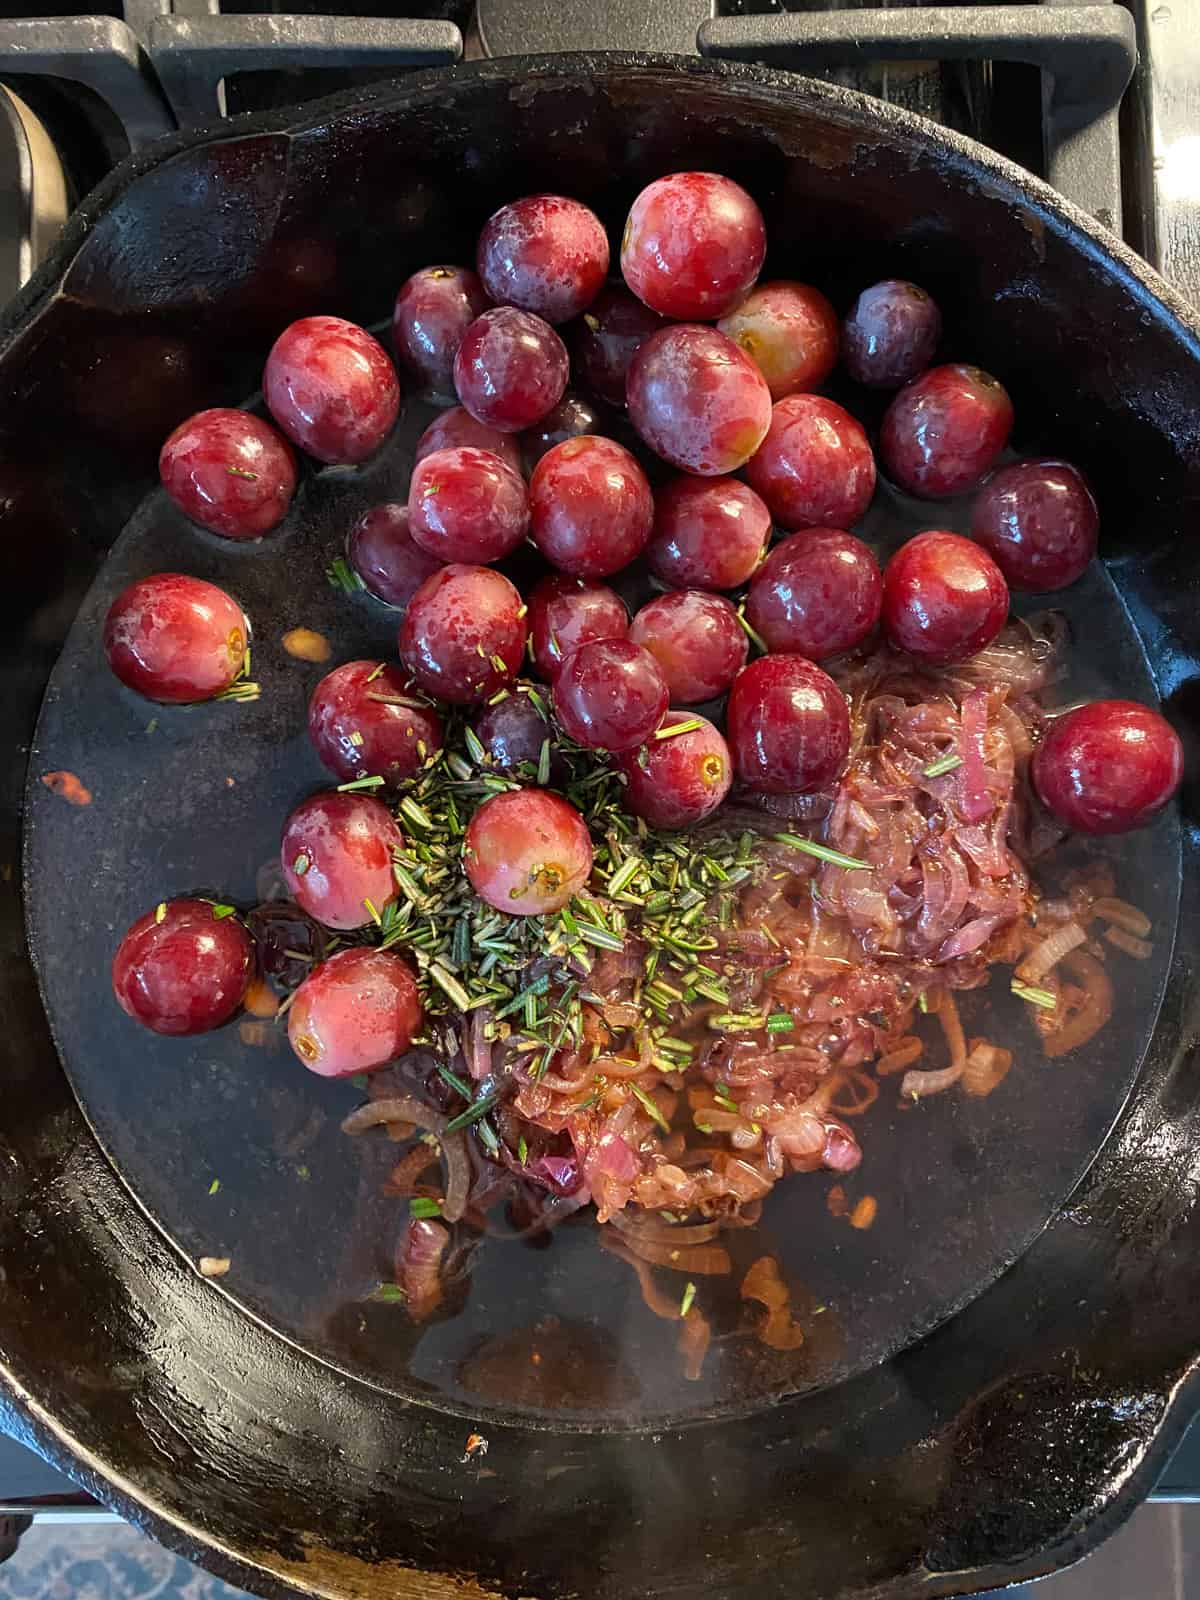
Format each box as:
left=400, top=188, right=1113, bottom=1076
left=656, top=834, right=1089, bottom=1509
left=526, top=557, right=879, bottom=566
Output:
left=0, top=1503, right=1196, bottom=1599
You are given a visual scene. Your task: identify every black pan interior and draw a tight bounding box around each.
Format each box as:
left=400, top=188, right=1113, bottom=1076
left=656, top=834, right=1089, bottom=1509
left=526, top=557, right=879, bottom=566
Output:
left=3, top=54, right=1200, bottom=1600
left=23, top=346, right=1178, bottom=1429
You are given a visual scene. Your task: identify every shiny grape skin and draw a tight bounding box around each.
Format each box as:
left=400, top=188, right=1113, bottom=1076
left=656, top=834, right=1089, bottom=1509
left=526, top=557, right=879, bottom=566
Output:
left=526, top=573, right=629, bottom=680
left=408, top=446, right=530, bottom=564
left=745, top=395, right=876, bottom=530
left=280, top=791, right=402, bottom=931
left=745, top=529, right=883, bottom=660
left=881, top=363, right=1013, bottom=499
left=970, top=458, right=1098, bottom=592
left=717, top=280, right=838, bottom=400
left=841, top=280, right=942, bottom=390
left=288, top=948, right=423, bottom=1076
left=646, top=475, right=771, bottom=592
left=553, top=637, right=669, bottom=752
left=112, top=898, right=253, bottom=1036
left=347, top=503, right=443, bottom=608
left=620, top=171, right=766, bottom=321
left=628, top=590, right=747, bottom=704
left=476, top=194, right=609, bottom=325
left=463, top=788, right=593, bottom=914
left=308, top=660, right=444, bottom=786
left=392, top=265, right=489, bottom=396
left=103, top=573, right=248, bottom=704
left=414, top=405, right=521, bottom=474
left=263, top=315, right=400, bottom=465
left=399, top=564, right=527, bottom=704
left=529, top=435, right=653, bottom=578
left=571, top=284, right=665, bottom=407
left=626, top=324, right=772, bottom=477
left=453, top=307, right=569, bottom=433
left=521, top=393, right=606, bottom=471
left=159, top=408, right=297, bottom=541
left=726, top=654, right=851, bottom=794
left=616, top=714, right=733, bottom=829
left=1032, top=700, right=1183, bottom=835
left=472, top=691, right=568, bottom=782
left=881, top=531, right=1009, bottom=665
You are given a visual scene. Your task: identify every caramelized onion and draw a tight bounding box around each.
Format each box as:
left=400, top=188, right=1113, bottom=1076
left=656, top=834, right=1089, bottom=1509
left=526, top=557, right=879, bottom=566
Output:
left=1017, top=920, right=1087, bottom=984
left=1093, top=897, right=1152, bottom=937
left=1041, top=951, right=1113, bottom=1058
left=342, top=1096, right=470, bottom=1223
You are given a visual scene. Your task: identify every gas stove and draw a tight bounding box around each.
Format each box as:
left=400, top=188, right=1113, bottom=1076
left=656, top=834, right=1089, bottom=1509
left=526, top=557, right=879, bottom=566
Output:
left=1, top=0, right=1199, bottom=1530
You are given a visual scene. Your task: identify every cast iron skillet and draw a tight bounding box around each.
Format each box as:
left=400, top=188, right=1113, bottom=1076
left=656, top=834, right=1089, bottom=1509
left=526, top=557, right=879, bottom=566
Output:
left=2, top=52, right=1200, bottom=1600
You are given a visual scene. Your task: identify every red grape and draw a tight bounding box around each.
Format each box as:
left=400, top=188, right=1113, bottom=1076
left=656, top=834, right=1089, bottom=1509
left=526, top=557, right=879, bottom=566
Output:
left=554, top=637, right=668, bottom=751
left=617, top=714, right=733, bottom=829
left=112, top=898, right=253, bottom=1036
left=529, top=435, right=653, bottom=578
left=620, top=172, right=766, bottom=320
left=746, top=529, right=882, bottom=660
left=408, top=446, right=529, bottom=564
left=414, top=405, right=521, bottom=473
left=308, top=660, right=443, bottom=785
left=841, top=280, right=942, bottom=389
left=717, top=280, right=838, bottom=400
left=571, top=284, right=665, bottom=407
left=399, top=564, right=527, bottom=704
left=628, top=590, right=747, bottom=703
left=881, top=363, right=1013, bottom=499
left=393, top=264, right=489, bottom=395
left=477, top=194, right=609, bottom=324
left=288, top=948, right=423, bottom=1076
left=464, top=788, right=592, bottom=914
left=646, top=475, right=771, bottom=591
left=1033, top=700, right=1183, bottom=835
left=280, top=791, right=402, bottom=930
left=626, top=324, right=771, bottom=476
left=526, top=572, right=628, bottom=680
left=103, top=573, right=248, bottom=704
left=881, top=531, right=1009, bottom=665
left=159, top=408, right=296, bottom=541
left=454, top=307, right=569, bottom=432
left=745, top=395, right=876, bottom=530
left=348, top=503, right=443, bottom=608
left=726, top=654, right=850, bottom=793
left=472, top=691, right=566, bottom=780
left=970, top=458, right=1098, bottom=592
left=522, top=393, right=605, bottom=470
left=264, top=315, right=400, bottom=465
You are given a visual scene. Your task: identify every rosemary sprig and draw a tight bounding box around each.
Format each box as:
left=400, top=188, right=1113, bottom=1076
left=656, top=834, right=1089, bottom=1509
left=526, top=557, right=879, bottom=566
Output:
left=923, top=753, right=963, bottom=779
left=772, top=832, right=870, bottom=872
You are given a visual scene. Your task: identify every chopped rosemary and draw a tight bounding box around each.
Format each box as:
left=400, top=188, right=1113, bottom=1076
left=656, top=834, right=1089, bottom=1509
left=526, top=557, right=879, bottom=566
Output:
left=366, top=662, right=386, bottom=683
left=735, top=606, right=769, bottom=654
left=630, top=1083, right=671, bottom=1134
left=517, top=1135, right=528, bottom=1165
left=208, top=1178, right=220, bottom=1195
left=445, top=1089, right=501, bottom=1133
left=1012, top=979, right=1057, bottom=1010
left=371, top=1283, right=406, bottom=1303
left=463, top=726, right=487, bottom=765
left=655, top=718, right=703, bottom=740
left=766, top=1013, right=795, bottom=1034
left=436, top=1062, right=473, bottom=1099
left=155, top=902, right=167, bottom=924
left=679, top=1280, right=697, bottom=1318
left=225, top=464, right=258, bottom=481
left=326, top=557, right=362, bottom=595
left=409, top=1197, right=443, bottom=1218
left=216, top=680, right=261, bottom=703
left=537, top=738, right=552, bottom=785
left=923, top=753, right=963, bottom=779
left=338, top=774, right=385, bottom=792
left=772, top=832, right=870, bottom=872
left=210, top=903, right=237, bottom=920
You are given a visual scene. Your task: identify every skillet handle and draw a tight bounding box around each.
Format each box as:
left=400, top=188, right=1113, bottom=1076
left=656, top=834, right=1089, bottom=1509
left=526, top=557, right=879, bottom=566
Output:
left=700, top=4, right=1137, bottom=233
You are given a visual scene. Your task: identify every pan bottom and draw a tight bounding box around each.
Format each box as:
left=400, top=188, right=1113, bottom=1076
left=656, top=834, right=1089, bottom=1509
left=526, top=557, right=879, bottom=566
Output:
left=22, top=388, right=1180, bottom=1431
